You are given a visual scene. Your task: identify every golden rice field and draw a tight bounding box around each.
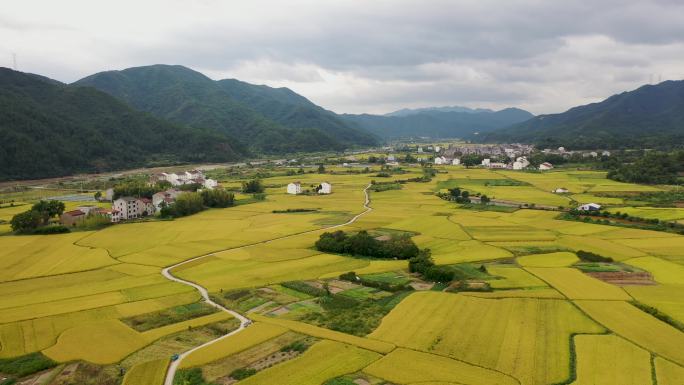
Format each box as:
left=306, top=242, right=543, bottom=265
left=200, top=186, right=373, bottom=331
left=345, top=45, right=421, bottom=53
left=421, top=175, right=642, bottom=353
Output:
left=576, top=300, right=684, bottom=366
left=525, top=267, right=632, bottom=300
left=517, top=252, right=579, bottom=267
left=122, top=359, right=168, bottom=385
left=572, top=334, right=652, bottom=385
left=1, top=164, right=684, bottom=385
left=235, top=340, right=381, bottom=385
left=370, top=292, right=604, bottom=385
left=180, top=322, right=288, bottom=368
left=363, top=348, right=519, bottom=385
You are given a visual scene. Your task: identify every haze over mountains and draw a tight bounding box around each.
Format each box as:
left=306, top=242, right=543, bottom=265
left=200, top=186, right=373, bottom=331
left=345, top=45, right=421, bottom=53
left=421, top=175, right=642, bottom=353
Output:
left=342, top=107, right=533, bottom=140
left=1, top=63, right=684, bottom=181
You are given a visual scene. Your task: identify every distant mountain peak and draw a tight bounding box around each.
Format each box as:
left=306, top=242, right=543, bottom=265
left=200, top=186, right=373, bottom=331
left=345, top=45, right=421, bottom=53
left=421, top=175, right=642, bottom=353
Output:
left=385, top=106, right=495, bottom=117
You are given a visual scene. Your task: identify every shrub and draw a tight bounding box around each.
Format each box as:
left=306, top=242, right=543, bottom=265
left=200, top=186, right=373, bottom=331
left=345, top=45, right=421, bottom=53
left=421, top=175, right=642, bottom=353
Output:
left=576, top=250, right=613, bottom=263
left=230, top=368, right=257, bottom=380
left=32, top=225, right=70, bottom=234
left=242, top=179, right=264, bottom=193
left=281, top=281, right=328, bottom=297
left=315, top=230, right=419, bottom=260
left=0, top=353, right=56, bottom=378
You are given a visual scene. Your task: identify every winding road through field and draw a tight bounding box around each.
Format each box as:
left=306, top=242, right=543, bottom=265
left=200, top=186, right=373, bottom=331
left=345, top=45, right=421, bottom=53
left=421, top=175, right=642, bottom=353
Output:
left=161, top=185, right=372, bottom=385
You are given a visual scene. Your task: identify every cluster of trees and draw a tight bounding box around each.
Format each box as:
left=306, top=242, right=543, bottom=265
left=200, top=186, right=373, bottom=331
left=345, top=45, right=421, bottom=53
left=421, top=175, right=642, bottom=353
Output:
left=576, top=250, right=613, bottom=263
left=315, top=230, right=420, bottom=260
left=440, top=187, right=490, bottom=204
left=565, top=208, right=684, bottom=232
left=407, top=249, right=463, bottom=282
left=112, top=180, right=170, bottom=200
left=606, top=151, right=684, bottom=185
left=160, top=189, right=235, bottom=218
left=10, top=200, right=67, bottom=234
left=242, top=179, right=264, bottom=193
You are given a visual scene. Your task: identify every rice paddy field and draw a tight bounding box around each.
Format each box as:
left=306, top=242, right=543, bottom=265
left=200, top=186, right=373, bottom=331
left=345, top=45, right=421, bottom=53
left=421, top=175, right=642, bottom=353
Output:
left=1, top=163, right=684, bottom=385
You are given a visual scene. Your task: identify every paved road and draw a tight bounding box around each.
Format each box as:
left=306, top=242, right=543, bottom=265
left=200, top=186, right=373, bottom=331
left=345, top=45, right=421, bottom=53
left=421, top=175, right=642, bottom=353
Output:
left=162, top=184, right=372, bottom=385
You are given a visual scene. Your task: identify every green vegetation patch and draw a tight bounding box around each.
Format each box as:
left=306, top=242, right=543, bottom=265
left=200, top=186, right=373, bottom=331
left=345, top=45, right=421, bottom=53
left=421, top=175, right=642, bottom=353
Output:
left=122, top=302, right=218, bottom=332
left=0, top=352, right=56, bottom=378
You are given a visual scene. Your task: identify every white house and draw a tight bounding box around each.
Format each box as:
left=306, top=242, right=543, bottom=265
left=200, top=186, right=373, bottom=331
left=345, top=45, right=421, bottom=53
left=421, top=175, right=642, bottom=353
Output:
left=435, top=146, right=441, bottom=153
left=553, top=188, right=570, bottom=193
left=417, top=147, right=424, bottom=153
left=287, top=182, right=302, bottom=195
left=602, top=151, right=611, bottom=157
left=203, top=178, right=218, bottom=189
left=104, top=188, right=115, bottom=202
left=579, top=203, right=602, bottom=211
left=434, top=156, right=448, bottom=165
left=152, top=189, right=182, bottom=212
left=539, top=162, right=554, bottom=170
left=513, top=156, right=530, bottom=170
left=318, top=182, right=332, bottom=194
left=113, top=197, right=155, bottom=220
left=452, top=158, right=461, bottom=166
left=481, top=158, right=491, bottom=167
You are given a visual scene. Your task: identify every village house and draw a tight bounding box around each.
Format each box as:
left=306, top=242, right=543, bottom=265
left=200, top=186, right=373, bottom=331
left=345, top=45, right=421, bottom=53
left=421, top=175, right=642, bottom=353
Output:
left=152, top=170, right=217, bottom=189
left=434, top=156, right=448, bottom=165
left=539, top=162, right=554, bottom=170
left=287, top=182, right=302, bottom=195
left=318, top=182, right=332, bottom=194
left=435, top=146, right=441, bottom=152
left=452, top=158, right=461, bottom=165
left=481, top=158, right=491, bottom=167
left=489, top=162, right=507, bottom=169
left=152, top=189, right=182, bottom=212
left=512, top=156, right=530, bottom=170
left=579, top=203, right=602, bottom=211
left=60, top=210, right=86, bottom=227
left=113, top=197, right=155, bottom=220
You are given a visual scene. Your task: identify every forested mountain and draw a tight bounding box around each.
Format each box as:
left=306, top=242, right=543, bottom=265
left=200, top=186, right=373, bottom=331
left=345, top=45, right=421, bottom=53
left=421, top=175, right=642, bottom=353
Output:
left=484, top=80, right=684, bottom=149
left=341, top=108, right=533, bottom=140
left=75, top=65, right=376, bottom=153
left=0, top=67, right=245, bottom=181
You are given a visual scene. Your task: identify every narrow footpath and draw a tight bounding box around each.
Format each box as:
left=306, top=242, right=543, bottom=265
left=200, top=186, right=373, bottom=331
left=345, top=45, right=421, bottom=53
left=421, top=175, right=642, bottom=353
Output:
left=162, top=185, right=372, bottom=385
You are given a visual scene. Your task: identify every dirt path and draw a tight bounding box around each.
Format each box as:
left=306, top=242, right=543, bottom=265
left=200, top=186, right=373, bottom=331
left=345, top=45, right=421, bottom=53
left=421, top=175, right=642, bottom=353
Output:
left=162, top=184, right=372, bottom=385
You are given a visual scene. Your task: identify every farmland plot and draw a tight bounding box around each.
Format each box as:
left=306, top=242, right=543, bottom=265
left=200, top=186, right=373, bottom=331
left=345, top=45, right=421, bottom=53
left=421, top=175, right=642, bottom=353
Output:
left=370, top=292, right=604, bottom=385
left=488, top=266, right=548, bottom=289
left=235, top=340, right=381, bottom=385
left=576, top=300, right=684, bottom=366
left=625, top=256, right=684, bottom=284
left=363, top=348, right=518, bottom=385
left=517, top=252, right=579, bottom=268
left=572, top=334, right=652, bottom=385
left=655, top=358, right=684, bottom=385
left=122, top=359, right=168, bottom=385
left=525, top=268, right=632, bottom=300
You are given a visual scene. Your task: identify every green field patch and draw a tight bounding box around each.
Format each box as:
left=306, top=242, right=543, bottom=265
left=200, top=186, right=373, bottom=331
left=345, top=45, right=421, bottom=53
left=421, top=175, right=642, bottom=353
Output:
left=122, top=302, right=218, bottom=332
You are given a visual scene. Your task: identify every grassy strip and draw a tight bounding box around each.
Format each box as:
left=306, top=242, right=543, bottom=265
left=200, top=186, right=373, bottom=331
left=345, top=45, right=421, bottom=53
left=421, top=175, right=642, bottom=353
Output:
left=0, top=353, right=56, bottom=378
left=631, top=301, right=684, bottom=333
left=122, top=302, right=218, bottom=332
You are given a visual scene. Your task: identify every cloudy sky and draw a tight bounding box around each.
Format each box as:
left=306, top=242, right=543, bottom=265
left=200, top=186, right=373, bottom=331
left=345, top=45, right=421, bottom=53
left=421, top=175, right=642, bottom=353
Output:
left=1, top=0, right=683, bottom=115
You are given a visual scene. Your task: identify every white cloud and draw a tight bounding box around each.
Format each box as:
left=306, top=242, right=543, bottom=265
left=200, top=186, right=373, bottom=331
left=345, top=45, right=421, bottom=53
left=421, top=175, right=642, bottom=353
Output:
left=1, top=0, right=683, bottom=114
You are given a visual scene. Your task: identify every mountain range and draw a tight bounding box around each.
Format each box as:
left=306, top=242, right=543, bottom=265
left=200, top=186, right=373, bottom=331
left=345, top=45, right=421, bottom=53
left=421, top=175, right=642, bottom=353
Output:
left=483, top=80, right=684, bottom=149
left=2, top=63, right=683, bottom=181
left=0, top=67, right=246, bottom=180
left=341, top=108, right=533, bottom=140
left=74, top=65, right=376, bottom=154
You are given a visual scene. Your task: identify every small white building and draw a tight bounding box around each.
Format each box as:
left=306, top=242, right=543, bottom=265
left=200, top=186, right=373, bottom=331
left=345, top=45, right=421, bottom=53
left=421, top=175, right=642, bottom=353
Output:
left=481, top=158, right=491, bottom=167
left=553, top=188, right=570, bottom=194
left=452, top=158, right=461, bottom=166
left=579, top=203, right=602, bottom=211
left=435, top=146, right=441, bottom=153
left=513, top=156, right=530, bottom=170
left=152, top=189, right=182, bottom=212
left=539, top=162, right=554, bottom=170
left=602, top=151, right=611, bottom=157
left=434, top=156, right=448, bottom=165
left=287, top=182, right=302, bottom=195
left=318, top=182, right=332, bottom=194
left=417, top=147, right=423, bottom=153
left=203, top=178, right=218, bottom=189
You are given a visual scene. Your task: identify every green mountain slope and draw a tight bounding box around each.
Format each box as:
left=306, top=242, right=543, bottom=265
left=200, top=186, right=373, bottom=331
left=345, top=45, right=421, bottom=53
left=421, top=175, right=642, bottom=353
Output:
left=341, top=108, right=533, bottom=140
left=0, top=67, right=245, bottom=180
left=484, top=81, right=684, bottom=149
left=75, top=65, right=376, bottom=152
left=216, top=78, right=377, bottom=146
